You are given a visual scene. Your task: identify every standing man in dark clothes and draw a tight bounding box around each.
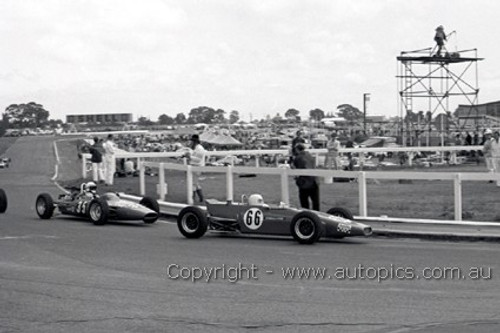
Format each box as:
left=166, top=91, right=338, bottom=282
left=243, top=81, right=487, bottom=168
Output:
left=89, top=137, right=104, bottom=183
left=345, top=135, right=355, bottom=171
left=465, top=132, right=472, bottom=146
left=473, top=131, right=480, bottom=163
left=290, top=130, right=306, bottom=163
left=292, top=144, right=319, bottom=211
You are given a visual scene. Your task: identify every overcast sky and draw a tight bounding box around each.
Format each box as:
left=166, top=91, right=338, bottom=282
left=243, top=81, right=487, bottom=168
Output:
left=2, top=0, right=499, bottom=122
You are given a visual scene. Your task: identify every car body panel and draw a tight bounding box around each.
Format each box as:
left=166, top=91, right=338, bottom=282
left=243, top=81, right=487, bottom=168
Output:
left=205, top=199, right=371, bottom=238
left=56, top=191, right=158, bottom=222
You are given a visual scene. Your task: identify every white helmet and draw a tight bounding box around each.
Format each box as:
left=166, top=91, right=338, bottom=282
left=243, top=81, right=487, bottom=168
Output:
left=84, top=181, right=97, bottom=193
left=485, top=129, right=493, bottom=135
left=248, top=194, right=264, bottom=206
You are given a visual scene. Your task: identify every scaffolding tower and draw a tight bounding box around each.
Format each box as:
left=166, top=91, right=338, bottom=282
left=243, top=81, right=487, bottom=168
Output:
left=397, top=48, right=483, bottom=146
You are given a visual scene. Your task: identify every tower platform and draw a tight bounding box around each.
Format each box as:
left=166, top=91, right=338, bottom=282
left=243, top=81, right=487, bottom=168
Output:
left=397, top=55, right=483, bottom=64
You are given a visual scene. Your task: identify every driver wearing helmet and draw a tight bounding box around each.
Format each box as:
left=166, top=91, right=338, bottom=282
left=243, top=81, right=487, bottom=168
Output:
left=248, top=194, right=269, bottom=208
left=81, top=181, right=98, bottom=198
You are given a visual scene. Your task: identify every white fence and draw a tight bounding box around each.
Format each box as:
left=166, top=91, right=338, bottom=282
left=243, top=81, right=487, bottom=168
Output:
left=79, top=145, right=497, bottom=222
left=81, top=145, right=484, bottom=178
left=136, top=161, right=500, bottom=222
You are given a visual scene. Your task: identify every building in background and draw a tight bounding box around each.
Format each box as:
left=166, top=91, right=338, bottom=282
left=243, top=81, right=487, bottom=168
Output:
left=66, top=113, right=133, bottom=125
left=455, top=101, right=500, bottom=129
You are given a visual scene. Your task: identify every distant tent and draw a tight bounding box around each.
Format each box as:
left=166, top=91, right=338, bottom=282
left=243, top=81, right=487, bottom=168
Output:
left=199, top=132, right=217, bottom=143
left=211, top=135, right=242, bottom=146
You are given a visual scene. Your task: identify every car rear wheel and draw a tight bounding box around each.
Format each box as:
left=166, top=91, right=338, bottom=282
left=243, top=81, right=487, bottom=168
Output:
left=87, top=198, right=109, bottom=225
left=0, top=189, right=7, bottom=213
left=327, top=207, right=354, bottom=220
left=36, top=193, right=54, bottom=219
left=139, top=196, right=160, bottom=224
left=177, top=206, right=208, bottom=239
left=290, top=211, right=323, bottom=244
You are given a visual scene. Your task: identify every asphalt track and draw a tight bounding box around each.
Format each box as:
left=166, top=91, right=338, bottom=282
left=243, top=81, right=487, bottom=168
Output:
left=1, top=136, right=500, bottom=333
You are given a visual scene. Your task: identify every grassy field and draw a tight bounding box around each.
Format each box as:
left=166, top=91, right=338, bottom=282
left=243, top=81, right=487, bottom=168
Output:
left=54, top=137, right=500, bottom=222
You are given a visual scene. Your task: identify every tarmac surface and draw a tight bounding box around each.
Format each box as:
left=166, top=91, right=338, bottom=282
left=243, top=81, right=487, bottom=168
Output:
left=1, top=136, right=500, bottom=333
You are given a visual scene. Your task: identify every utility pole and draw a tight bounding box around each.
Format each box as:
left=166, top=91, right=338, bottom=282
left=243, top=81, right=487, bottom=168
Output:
left=363, top=93, right=370, bottom=134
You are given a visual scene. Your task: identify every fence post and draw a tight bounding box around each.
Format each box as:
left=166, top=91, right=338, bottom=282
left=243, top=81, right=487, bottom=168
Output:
left=280, top=167, right=290, bottom=205
left=454, top=173, right=462, bottom=221
left=226, top=165, right=234, bottom=202
left=186, top=165, right=193, bottom=205
left=255, top=156, right=260, bottom=168
left=358, top=171, right=367, bottom=217
left=82, top=155, right=87, bottom=178
left=158, top=162, right=166, bottom=201
left=139, top=160, right=145, bottom=196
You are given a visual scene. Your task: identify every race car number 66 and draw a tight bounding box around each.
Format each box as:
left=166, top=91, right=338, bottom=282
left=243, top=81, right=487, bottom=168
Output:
left=243, top=208, right=263, bottom=230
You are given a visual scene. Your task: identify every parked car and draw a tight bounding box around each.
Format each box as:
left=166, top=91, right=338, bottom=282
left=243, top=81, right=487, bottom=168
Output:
left=208, top=155, right=244, bottom=166
left=358, top=136, right=400, bottom=157
left=0, top=157, right=11, bottom=168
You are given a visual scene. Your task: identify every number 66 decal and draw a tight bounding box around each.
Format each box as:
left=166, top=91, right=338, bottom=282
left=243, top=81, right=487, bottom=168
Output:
left=243, top=208, right=264, bottom=230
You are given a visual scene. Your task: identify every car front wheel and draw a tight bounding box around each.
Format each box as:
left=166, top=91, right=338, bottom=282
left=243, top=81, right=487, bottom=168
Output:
left=139, top=196, right=160, bottom=224
left=177, top=206, right=208, bottom=239
left=35, top=193, right=54, bottom=219
left=87, top=199, right=109, bottom=225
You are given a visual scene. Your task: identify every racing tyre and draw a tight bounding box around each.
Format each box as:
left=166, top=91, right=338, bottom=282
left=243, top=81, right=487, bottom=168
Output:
left=327, top=207, right=354, bottom=220
left=87, top=198, right=109, bottom=225
left=0, top=189, right=7, bottom=213
left=290, top=211, right=323, bottom=244
left=139, top=196, right=160, bottom=224
left=35, top=193, right=54, bottom=219
left=177, top=206, right=208, bottom=239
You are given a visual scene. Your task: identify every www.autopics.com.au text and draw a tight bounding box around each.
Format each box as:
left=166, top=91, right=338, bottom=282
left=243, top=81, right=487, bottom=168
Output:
left=165, top=263, right=493, bottom=283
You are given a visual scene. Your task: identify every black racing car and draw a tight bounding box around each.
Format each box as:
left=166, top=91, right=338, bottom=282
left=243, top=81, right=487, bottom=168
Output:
left=177, top=194, right=372, bottom=244
left=0, top=189, right=7, bottom=213
left=35, top=183, right=160, bottom=225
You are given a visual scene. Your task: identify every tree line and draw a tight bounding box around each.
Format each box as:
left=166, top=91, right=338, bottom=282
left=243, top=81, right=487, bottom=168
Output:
left=3, top=101, right=453, bottom=131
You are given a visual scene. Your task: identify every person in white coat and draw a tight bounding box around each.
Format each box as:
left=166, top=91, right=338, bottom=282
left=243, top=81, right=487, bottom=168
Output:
left=490, top=131, right=500, bottom=186
left=325, top=132, right=341, bottom=170
left=102, top=134, right=116, bottom=186
left=482, top=129, right=494, bottom=177
left=187, top=134, right=206, bottom=202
